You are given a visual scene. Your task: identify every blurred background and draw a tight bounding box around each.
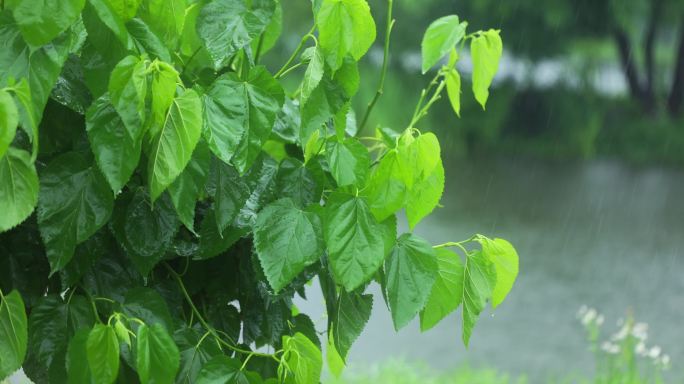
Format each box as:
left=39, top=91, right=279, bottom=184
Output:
left=269, top=0, right=684, bottom=382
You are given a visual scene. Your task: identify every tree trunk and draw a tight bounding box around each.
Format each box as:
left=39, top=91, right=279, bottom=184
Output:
left=668, top=17, right=684, bottom=117
left=643, top=0, right=662, bottom=113
left=614, top=29, right=649, bottom=109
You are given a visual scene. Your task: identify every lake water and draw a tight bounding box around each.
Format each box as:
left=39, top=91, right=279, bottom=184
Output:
left=296, top=156, right=684, bottom=381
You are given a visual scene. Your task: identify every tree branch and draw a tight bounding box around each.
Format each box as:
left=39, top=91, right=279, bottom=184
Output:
left=643, top=0, right=663, bottom=112
left=614, top=28, right=647, bottom=108
left=668, top=14, right=684, bottom=117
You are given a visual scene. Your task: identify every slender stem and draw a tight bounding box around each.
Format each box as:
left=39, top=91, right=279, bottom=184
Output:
left=359, top=0, right=395, bottom=131
left=275, top=25, right=316, bottom=78
left=164, top=263, right=279, bottom=360
left=277, top=61, right=304, bottom=79
left=409, top=79, right=446, bottom=128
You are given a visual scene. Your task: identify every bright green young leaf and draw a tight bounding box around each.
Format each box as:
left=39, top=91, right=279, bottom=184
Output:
left=148, top=88, right=202, bottom=202
left=168, top=141, right=211, bottom=232
left=0, top=89, right=17, bottom=159
left=324, top=193, right=395, bottom=291
left=108, top=55, right=148, bottom=138
left=402, top=132, right=444, bottom=229
left=385, top=233, right=438, bottom=330
left=471, top=29, right=503, bottom=109
left=462, top=250, right=496, bottom=347
left=86, top=95, right=142, bottom=193
left=66, top=329, right=92, bottom=384
left=137, top=0, right=185, bottom=48
left=406, top=159, right=444, bottom=230
left=326, top=331, right=345, bottom=378
left=254, top=198, right=324, bottom=292
left=300, top=77, right=347, bottom=144
left=136, top=323, right=181, bottom=384
left=149, top=61, right=179, bottom=135
left=317, top=0, right=376, bottom=70
left=479, top=236, right=519, bottom=308
left=282, top=332, right=322, bottom=384
left=11, top=0, right=85, bottom=46
left=86, top=324, right=120, bottom=384
left=364, top=149, right=407, bottom=222
left=325, top=137, right=370, bottom=187
left=0, top=290, right=27, bottom=381
left=420, top=248, right=464, bottom=331
left=0, top=148, right=38, bottom=232
left=445, top=68, right=461, bottom=117
left=331, top=291, right=372, bottom=360
left=197, top=0, right=275, bottom=70
left=301, top=46, right=324, bottom=104
left=420, top=15, right=466, bottom=74
left=37, top=152, right=114, bottom=273
left=109, top=0, right=142, bottom=21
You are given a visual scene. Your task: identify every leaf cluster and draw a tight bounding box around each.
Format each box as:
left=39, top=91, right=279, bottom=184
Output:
left=0, top=1, right=514, bottom=383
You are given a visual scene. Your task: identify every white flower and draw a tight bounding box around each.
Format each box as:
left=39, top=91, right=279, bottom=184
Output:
left=648, top=346, right=661, bottom=359
left=635, top=342, right=647, bottom=356
left=660, top=354, right=671, bottom=367
left=611, top=324, right=630, bottom=341
left=581, top=309, right=597, bottom=326
left=601, top=341, right=620, bottom=354
left=577, top=305, right=588, bottom=318
left=596, top=315, right=604, bottom=326
left=632, top=322, right=649, bottom=341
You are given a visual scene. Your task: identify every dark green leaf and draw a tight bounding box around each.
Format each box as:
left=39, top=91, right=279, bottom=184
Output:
left=197, top=0, right=275, bottom=70
left=38, top=152, right=114, bottom=273
left=86, top=94, right=142, bottom=193
left=331, top=291, right=371, bottom=360
left=210, top=159, right=250, bottom=233
left=275, top=158, right=321, bottom=207
left=123, top=287, right=174, bottom=331
left=324, top=193, right=395, bottom=291
left=136, top=323, right=180, bottom=384
left=196, top=355, right=260, bottom=384
left=174, top=325, right=223, bottom=384
left=66, top=328, right=92, bottom=384
left=127, top=18, right=173, bottom=62
left=168, top=141, right=211, bottom=232
left=254, top=198, right=324, bottom=292
left=385, top=233, right=438, bottom=330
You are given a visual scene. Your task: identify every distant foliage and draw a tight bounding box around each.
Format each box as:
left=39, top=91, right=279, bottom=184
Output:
left=0, top=0, right=516, bottom=383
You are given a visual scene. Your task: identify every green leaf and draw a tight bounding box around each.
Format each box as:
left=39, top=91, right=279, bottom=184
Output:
left=66, top=328, right=92, bottom=384
left=127, top=18, right=173, bottom=62
left=317, top=0, right=376, bottom=70
left=405, top=159, right=444, bottom=230
left=0, top=290, right=28, bottom=380
left=325, top=137, right=370, bottom=187
left=384, top=233, right=438, bottom=330
left=0, top=148, right=38, bottom=232
left=419, top=248, right=464, bottom=331
left=402, top=133, right=444, bottom=230
left=299, top=77, right=346, bottom=144
left=281, top=332, right=322, bottom=384
left=210, top=159, right=250, bottom=234
left=11, top=0, right=86, bottom=46
left=109, top=0, right=143, bottom=21
left=148, top=88, right=203, bottom=202
left=137, top=0, right=185, bottom=48
left=462, top=250, right=496, bottom=347
left=84, top=0, right=131, bottom=48
left=300, top=47, right=324, bottom=104
left=420, top=15, right=466, bottom=74
left=168, top=141, right=211, bottom=232
left=324, top=193, right=395, bottom=291
left=331, top=291, right=372, bottom=360
left=108, top=55, right=148, bottom=138
left=148, top=61, right=179, bottom=136
left=86, top=324, right=119, bottom=384
left=115, top=189, right=179, bottom=275
left=86, top=94, right=142, bottom=193
left=203, top=68, right=283, bottom=173
left=196, top=355, right=259, bottom=384
left=123, top=287, right=174, bottom=331
left=254, top=198, right=324, bottom=292
left=197, top=0, right=275, bottom=70
left=136, top=323, right=180, bottom=384
left=479, top=237, right=518, bottom=308
left=0, top=89, right=18, bottom=159
left=275, top=158, right=322, bottom=208
left=364, top=149, right=406, bottom=222
left=326, top=331, right=344, bottom=378
left=445, top=68, right=461, bottom=117
left=471, top=29, right=502, bottom=109
left=174, top=326, right=222, bottom=384
left=38, top=152, right=114, bottom=273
